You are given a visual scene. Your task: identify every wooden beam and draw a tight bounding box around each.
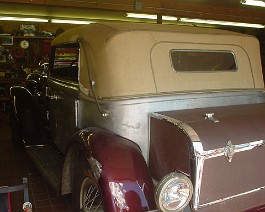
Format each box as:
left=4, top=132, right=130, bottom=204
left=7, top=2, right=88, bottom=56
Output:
left=0, top=0, right=265, bottom=24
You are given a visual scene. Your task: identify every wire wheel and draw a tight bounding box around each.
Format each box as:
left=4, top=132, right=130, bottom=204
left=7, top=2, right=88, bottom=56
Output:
left=80, top=177, right=103, bottom=212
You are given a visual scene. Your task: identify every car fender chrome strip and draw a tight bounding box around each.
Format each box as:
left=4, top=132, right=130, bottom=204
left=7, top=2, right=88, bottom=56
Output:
left=150, top=113, right=265, bottom=210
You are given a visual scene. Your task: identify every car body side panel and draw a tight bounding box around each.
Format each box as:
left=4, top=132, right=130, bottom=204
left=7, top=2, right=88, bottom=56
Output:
left=198, top=188, right=265, bottom=212
left=78, top=90, right=265, bottom=161
left=149, top=115, right=191, bottom=180
left=48, top=78, right=79, bottom=153
left=199, top=149, right=265, bottom=211
left=10, top=86, right=49, bottom=145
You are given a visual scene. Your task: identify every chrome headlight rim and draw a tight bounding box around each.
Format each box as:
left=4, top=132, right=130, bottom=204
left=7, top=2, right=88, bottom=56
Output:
left=155, top=172, right=193, bottom=212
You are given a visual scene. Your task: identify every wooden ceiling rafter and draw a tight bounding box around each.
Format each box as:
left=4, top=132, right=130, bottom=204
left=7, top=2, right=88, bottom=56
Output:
left=0, top=0, right=265, bottom=25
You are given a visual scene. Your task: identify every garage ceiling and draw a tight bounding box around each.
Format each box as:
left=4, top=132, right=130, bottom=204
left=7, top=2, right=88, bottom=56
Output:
left=0, top=0, right=265, bottom=25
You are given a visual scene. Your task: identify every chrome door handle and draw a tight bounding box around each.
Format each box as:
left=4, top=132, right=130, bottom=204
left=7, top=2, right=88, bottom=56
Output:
left=205, top=113, right=219, bottom=123
left=48, top=94, right=63, bottom=100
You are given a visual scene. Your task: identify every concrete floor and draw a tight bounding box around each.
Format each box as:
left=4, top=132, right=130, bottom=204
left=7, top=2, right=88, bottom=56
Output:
left=0, top=112, right=73, bottom=212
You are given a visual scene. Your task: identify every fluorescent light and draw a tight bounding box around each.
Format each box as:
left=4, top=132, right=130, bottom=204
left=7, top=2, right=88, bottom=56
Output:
left=0, top=16, right=48, bottom=22
left=125, top=13, right=264, bottom=28
left=161, top=16, right=178, bottom=21
left=241, top=0, right=265, bottom=7
left=180, top=18, right=264, bottom=28
left=0, top=16, right=93, bottom=24
left=51, top=19, right=93, bottom=24
left=126, top=13, right=178, bottom=21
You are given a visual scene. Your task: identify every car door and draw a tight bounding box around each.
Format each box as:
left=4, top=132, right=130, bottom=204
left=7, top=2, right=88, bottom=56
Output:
left=47, top=43, right=80, bottom=153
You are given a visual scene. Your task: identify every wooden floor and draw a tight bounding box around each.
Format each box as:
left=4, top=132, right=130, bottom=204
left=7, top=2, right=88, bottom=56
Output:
left=0, top=112, right=73, bottom=212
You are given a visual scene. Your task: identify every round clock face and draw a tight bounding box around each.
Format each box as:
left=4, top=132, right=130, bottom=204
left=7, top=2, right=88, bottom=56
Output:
left=20, top=40, right=29, bottom=49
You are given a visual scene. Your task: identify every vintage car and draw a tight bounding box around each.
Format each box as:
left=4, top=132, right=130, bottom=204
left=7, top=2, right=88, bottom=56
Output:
left=10, top=22, right=265, bottom=211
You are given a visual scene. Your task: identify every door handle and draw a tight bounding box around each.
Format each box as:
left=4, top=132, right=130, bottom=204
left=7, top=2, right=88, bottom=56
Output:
left=48, top=94, right=64, bottom=100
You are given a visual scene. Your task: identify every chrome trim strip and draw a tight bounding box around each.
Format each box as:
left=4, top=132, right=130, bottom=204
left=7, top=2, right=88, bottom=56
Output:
left=193, top=139, right=264, bottom=209
left=75, top=100, right=79, bottom=128
left=49, top=77, right=79, bottom=90
left=199, top=139, right=265, bottom=159
left=150, top=113, right=265, bottom=210
left=150, top=113, right=201, bottom=141
left=192, top=148, right=204, bottom=209
left=199, top=186, right=265, bottom=208
left=25, top=144, right=48, bottom=148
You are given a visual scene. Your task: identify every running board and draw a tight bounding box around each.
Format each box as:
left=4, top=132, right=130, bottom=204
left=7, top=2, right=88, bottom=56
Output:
left=26, top=145, right=63, bottom=195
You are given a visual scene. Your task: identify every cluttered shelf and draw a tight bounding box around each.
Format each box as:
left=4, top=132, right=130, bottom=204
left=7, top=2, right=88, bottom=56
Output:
left=0, top=34, right=52, bottom=72
left=13, top=36, right=54, bottom=40
left=0, top=23, right=74, bottom=74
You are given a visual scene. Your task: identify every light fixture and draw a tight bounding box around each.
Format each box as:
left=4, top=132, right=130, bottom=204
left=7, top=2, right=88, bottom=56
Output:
left=126, top=13, right=178, bottom=21
left=51, top=19, right=93, bottom=25
left=0, top=16, right=48, bottom=23
left=241, top=0, right=265, bottom=7
left=180, top=18, right=264, bottom=28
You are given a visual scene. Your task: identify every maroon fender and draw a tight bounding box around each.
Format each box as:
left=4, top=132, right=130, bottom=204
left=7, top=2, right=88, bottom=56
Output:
left=65, top=127, right=156, bottom=211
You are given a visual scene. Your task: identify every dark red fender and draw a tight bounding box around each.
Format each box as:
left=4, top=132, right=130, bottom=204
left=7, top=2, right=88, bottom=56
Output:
left=70, top=127, right=156, bottom=212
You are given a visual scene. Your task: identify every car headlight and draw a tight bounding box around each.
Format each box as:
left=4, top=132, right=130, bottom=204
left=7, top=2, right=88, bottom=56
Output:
left=155, top=172, right=193, bottom=212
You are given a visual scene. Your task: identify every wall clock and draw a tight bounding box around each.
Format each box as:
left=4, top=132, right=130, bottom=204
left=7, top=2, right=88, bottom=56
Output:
left=20, top=40, right=29, bottom=49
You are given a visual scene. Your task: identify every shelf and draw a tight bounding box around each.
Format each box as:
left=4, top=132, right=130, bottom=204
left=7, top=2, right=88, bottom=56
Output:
left=13, top=36, right=54, bottom=39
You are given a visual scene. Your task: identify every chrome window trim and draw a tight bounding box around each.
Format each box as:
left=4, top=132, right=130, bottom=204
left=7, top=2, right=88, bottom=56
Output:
left=48, top=77, right=79, bottom=91
left=150, top=113, right=265, bottom=210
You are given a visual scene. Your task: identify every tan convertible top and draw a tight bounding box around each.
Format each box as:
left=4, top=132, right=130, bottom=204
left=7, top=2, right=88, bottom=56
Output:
left=52, top=22, right=244, bottom=46
left=52, top=22, right=264, bottom=99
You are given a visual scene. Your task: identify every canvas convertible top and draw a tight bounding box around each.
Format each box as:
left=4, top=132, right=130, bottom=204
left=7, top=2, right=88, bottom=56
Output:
left=52, top=22, right=264, bottom=99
